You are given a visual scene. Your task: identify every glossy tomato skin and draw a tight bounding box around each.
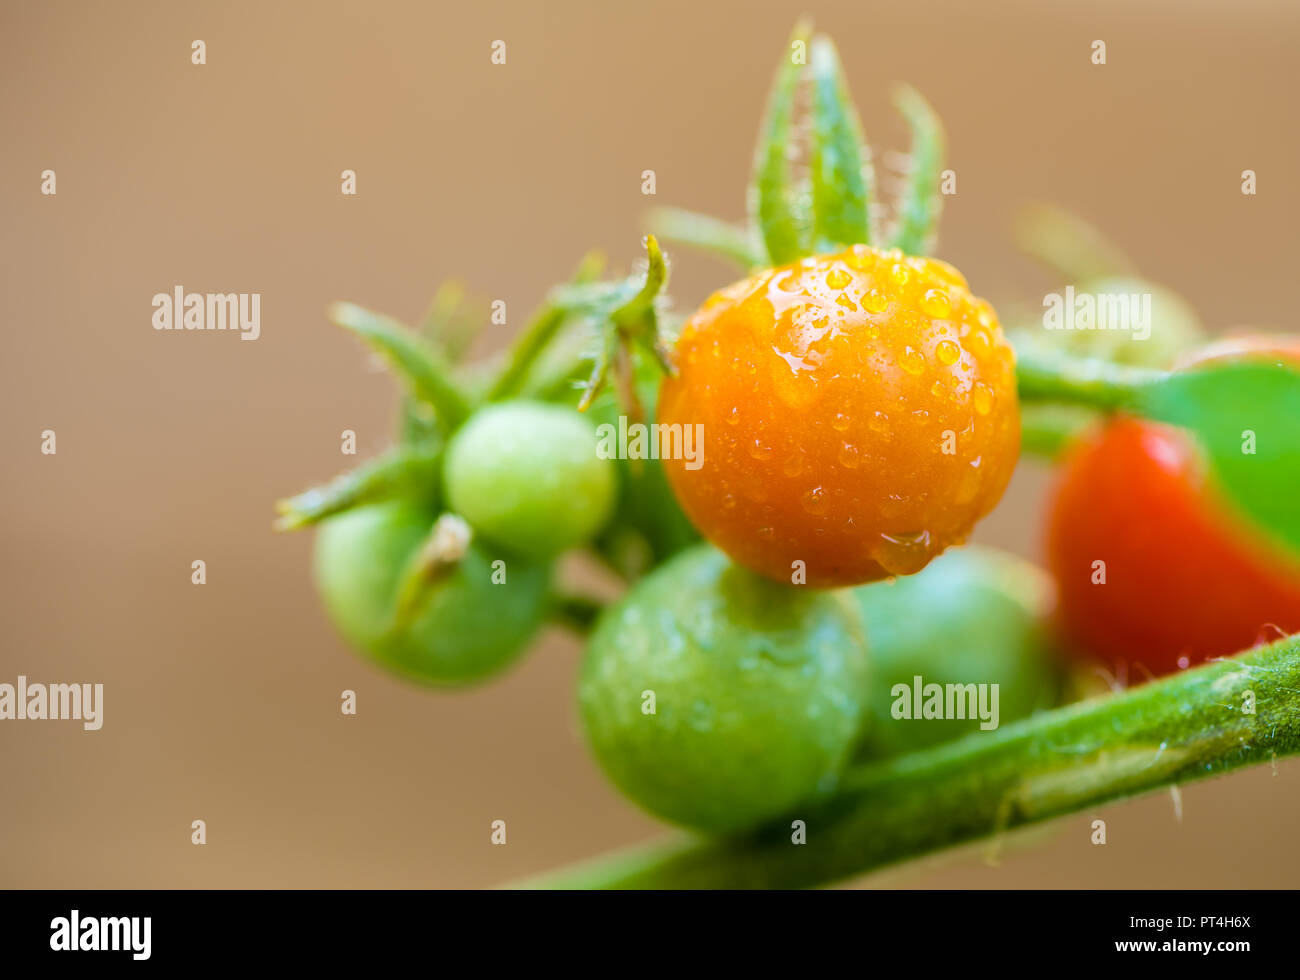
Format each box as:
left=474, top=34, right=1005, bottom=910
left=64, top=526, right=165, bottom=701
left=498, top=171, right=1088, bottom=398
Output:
left=313, top=501, right=549, bottom=685
left=1047, top=416, right=1300, bottom=678
left=578, top=544, right=868, bottom=833
left=443, top=400, right=617, bottom=560
left=658, top=246, right=1020, bottom=588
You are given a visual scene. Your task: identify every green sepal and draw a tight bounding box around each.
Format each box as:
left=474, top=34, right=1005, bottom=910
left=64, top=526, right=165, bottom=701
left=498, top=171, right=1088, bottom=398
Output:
left=274, top=444, right=443, bottom=531
left=889, top=85, right=945, bottom=257
left=328, top=302, right=473, bottom=432
left=648, top=207, right=764, bottom=271
left=575, top=235, right=673, bottom=413
left=749, top=21, right=813, bottom=265
left=809, top=36, right=872, bottom=251
left=1013, top=204, right=1136, bottom=284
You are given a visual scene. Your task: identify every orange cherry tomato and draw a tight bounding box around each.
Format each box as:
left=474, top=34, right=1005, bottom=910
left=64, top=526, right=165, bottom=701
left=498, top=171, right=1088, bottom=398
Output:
left=658, top=245, right=1020, bottom=587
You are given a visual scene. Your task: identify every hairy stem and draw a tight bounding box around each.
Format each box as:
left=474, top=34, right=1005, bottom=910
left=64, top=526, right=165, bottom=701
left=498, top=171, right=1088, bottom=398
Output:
left=1015, top=347, right=1164, bottom=412
left=525, top=634, right=1300, bottom=889
left=329, top=302, right=473, bottom=431
left=487, top=251, right=605, bottom=401
left=274, top=445, right=443, bottom=530
left=649, top=207, right=763, bottom=271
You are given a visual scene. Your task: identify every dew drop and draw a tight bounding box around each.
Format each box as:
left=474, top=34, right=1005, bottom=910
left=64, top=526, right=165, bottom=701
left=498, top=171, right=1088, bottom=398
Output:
left=862, top=290, right=889, bottom=314
left=936, top=339, right=961, bottom=365
left=845, top=247, right=876, bottom=271
left=872, top=530, right=933, bottom=576
left=831, top=412, right=851, bottom=432
left=826, top=268, right=851, bottom=289
left=973, top=382, right=994, bottom=416
left=757, top=525, right=775, bottom=541
left=749, top=439, right=774, bottom=461
left=920, top=288, right=951, bottom=318
left=725, top=405, right=741, bottom=425
left=889, top=263, right=911, bottom=286
left=838, top=443, right=861, bottom=469
left=782, top=454, right=803, bottom=477
left=801, top=486, right=829, bottom=515
left=900, top=347, right=926, bottom=375
left=966, top=327, right=990, bottom=357
left=868, top=411, right=891, bottom=436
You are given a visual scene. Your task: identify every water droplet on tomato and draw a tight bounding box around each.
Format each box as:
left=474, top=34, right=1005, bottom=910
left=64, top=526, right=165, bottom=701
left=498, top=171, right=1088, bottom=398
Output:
left=872, top=530, right=933, bottom=576
left=863, top=290, right=889, bottom=314
left=921, top=288, right=951, bottom=318
left=936, top=339, right=961, bottom=365
left=801, top=486, right=829, bottom=515
left=901, top=347, right=926, bottom=375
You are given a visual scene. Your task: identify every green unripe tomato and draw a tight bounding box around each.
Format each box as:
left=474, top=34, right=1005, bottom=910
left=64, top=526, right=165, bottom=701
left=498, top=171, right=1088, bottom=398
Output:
left=313, top=500, right=548, bottom=685
left=444, top=401, right=617, bottom=559
left=849, top=545, right=1060, bottom=758
left=583, top=376, right=700, bottom=579
left=579, top=544, right=868, bottom=833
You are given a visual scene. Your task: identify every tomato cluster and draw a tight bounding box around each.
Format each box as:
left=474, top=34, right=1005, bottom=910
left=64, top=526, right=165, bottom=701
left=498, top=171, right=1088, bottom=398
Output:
left=278, top=24, right=1300, bottom=847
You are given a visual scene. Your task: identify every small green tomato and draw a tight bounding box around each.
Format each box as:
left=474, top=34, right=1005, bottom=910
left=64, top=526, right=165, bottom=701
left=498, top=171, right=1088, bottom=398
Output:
left=850, top=545, right=1060, bottom=758
left=444, top=400, right=616, bottom=559
left=313, top=500, right=548, bottom=685
left=578, top=544, right=868, bottom=834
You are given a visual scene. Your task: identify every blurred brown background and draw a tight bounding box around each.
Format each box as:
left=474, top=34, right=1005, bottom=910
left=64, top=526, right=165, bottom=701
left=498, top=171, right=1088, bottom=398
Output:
left=2, top=0, right=1297, bottom=888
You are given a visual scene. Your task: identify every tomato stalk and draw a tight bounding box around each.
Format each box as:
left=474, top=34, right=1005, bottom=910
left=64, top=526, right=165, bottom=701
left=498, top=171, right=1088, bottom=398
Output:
left=526, top=632, right=1300, bottom=889
left=647, top=207, right=763, bottom=271
left=273, top=444, right=443, bottom=530
left=1015, top=346, right=1163, bottom=412
left=328, top=301, right=474, bottom=432
left=486, top=250, right=606, bottom=401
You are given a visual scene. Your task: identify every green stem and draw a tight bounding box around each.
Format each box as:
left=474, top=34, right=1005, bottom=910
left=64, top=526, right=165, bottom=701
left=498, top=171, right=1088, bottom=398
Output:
left=524, top=634, right=1300, bottom=889
left=548, top=591, right=607, bottom=634
left=649, top=207, right=763, bottom=271
left=1015, top=346, right=1164, bottom=412
left=486, top=304, right=569, bottom=400
left=274, top=445, right=443, bottom=530
left=486, top=251, right=606, bottom=401
left=329, top=302, right=473, bottom=432
left=1018, top=404, right=1099, bottom=460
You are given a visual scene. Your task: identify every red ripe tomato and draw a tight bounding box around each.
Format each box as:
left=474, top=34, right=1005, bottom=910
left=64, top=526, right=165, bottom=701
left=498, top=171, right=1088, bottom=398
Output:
left=1048, top=406, right=1300, bottom=679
